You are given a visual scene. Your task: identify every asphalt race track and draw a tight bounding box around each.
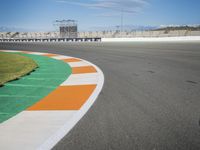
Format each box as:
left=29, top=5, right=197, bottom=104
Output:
left=1, top=41, right=200, bottom=150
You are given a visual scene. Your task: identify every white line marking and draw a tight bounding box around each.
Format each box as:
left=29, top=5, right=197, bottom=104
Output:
left=61, top=73, right=99, bottom=86
left=28, top=52, right=47, bottom=55
left=51, top=55, right=73, bottom=60
left=68, top=61, right=90, bottom=67
left=0, top=111, right=76, bottom=150
left=0, top=50, right=22, bottom=52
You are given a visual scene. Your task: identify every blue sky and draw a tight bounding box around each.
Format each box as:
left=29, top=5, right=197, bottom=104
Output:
left=0, top=0, right=200, bottom=31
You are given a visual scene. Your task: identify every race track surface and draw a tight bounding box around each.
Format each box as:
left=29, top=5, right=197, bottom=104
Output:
left=1, top=42, right=200, bottom=150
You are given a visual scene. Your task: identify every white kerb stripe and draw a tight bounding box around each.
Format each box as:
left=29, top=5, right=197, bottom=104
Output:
left=0, top=50, right=22, bottom=52
left=28, top=52, right=47, bottom=55
left=61, top=73, right=99, bottom=86
left=68, top=61, right=90, bottom=67
left=51, top=55, right=73, bottom=60
left=0, top=111, right=76, bottom=150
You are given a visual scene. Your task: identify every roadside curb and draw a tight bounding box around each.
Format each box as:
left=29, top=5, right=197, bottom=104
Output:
left=0, top=50, right=104, bottom=150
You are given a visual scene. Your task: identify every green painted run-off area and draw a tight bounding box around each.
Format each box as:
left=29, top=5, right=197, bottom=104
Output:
left=0, top=52, right=72, bottom=123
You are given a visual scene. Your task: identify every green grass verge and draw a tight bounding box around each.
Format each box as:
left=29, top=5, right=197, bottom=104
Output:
left=0, top=52, right=38, bottom=85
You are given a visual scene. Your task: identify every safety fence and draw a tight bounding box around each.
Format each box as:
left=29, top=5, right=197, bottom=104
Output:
left=0, top=37, right=101, bottom=42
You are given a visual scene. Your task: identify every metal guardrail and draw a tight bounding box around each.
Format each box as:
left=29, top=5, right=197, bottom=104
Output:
left=0, top=37, right=101, bottom=42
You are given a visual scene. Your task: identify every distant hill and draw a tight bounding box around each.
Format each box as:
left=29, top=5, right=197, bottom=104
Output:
left=84, top=25, right=200, bottom=32
left=88, top=25, right=158, bottom=31
left=0, top=26, right=27, bottom=32
left=154, top=25, right=200, bottom=31
left=0, top=26, right=49, bottom=32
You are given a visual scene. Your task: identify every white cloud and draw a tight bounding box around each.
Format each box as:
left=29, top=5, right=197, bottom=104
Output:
left=56, top=0, right=149, bottom=13
left=94, top=12, right=122, bottom=17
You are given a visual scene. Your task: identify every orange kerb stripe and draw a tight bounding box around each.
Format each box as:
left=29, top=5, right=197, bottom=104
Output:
left=72, top=66, right=97, bottom=74
left=42, top=53, right=58, bottom=57
left=27, top=85, right=96, bottom=110
left=63, top=58, right=81, bottom=62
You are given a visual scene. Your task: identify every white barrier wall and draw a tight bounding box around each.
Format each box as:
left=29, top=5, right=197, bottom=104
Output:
left=1, top=30, right=200, bottom=39
left=101, top=36, right=200, bottom=42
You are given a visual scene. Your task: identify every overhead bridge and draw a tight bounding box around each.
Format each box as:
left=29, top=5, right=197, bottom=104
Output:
left=0, top=37, right=101, bottom=42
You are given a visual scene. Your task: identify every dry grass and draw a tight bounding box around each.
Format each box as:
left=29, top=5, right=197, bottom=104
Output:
left=0, top=52, right=38, bottom=85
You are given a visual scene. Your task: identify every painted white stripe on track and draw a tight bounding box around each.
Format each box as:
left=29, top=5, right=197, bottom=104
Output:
left=61, top=73, right=99, bottom=86
left=51, top=55, right=73, bottom=60
left=68, top=61, right=91, bottom=67
left=0, top=111, right=76, bottom=150
left=28, top=52, right=47, bottom=55
left=0, top=50, right=22, bottom=52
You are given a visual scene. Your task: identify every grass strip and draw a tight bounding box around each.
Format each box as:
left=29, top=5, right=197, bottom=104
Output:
left=0, top=52, right=38, bottom=85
